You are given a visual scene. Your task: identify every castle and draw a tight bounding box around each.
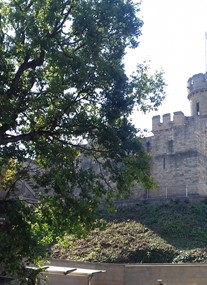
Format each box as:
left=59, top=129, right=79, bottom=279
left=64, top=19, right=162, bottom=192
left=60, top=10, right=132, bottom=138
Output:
left=7, top=73, right=207, bottom=202
left=133, top=72, right=207, bottom=199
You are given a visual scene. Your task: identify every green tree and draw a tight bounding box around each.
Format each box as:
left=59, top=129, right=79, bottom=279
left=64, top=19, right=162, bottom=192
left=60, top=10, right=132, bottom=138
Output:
left=0, top=0, right=165, bottom=280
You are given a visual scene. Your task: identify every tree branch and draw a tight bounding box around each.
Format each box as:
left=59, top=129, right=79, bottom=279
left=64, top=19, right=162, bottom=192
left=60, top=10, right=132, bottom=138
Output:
left=27, top=48, right=45, bottom=69
left=11, top=53, right=30, bottom=89
left=48, top=3, right=72, bottom=38
left=11, top=49, right=45, bottom=91
left=0, top=133, right=35, bottom=145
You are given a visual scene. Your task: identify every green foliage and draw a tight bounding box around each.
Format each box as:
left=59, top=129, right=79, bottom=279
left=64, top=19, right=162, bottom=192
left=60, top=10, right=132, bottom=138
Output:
left=52, top=202, right=207, bottom=264
left=0, top=200, right=47, bottom=278
left=52, top=220, right=176, bottom=263
left=0, top=0, right=165, bottom=280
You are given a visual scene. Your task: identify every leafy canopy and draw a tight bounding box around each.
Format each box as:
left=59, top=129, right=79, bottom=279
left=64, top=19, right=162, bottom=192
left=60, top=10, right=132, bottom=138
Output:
left=0, top=0, right=165, bottom=278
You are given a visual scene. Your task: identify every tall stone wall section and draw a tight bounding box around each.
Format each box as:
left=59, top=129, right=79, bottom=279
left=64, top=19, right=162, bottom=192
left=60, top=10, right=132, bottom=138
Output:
left=146, top=112, right=207, bottom=197
left=132, top=73, right=207, bottom=199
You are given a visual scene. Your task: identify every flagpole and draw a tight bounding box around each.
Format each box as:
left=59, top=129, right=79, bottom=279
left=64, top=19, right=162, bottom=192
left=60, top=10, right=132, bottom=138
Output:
left=205, top=32, right=207, bottom=72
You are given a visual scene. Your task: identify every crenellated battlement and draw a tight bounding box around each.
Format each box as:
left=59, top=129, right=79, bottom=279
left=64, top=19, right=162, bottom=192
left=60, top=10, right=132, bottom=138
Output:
left=152, top=111, right=185, bottom=132
left=139, top=72, right=207, bottom=200
left=187, top=72, right=207, bottom=116
left=187, top=73, right=207, bottom=99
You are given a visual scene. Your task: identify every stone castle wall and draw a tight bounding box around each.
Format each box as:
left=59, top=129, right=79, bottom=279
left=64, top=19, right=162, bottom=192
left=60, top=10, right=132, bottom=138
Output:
left=132, top=73, right=207, bottom=199
left=147, top=113, right=207, bottom=196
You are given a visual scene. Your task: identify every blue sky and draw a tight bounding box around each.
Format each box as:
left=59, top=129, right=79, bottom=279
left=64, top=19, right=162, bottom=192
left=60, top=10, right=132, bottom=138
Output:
left=125, top=0, right=207, bottom=131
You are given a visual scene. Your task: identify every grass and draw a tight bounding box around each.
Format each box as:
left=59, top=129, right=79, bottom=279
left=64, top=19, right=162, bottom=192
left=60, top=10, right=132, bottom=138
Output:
left=51, top=200, right=207, bottom=263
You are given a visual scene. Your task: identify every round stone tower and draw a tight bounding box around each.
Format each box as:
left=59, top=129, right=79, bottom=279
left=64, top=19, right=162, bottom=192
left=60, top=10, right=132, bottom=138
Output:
left=187, top=73, right=207, bottom=117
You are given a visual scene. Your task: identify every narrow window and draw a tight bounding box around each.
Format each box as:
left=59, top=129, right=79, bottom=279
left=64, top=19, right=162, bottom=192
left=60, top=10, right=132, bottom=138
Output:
left=146, top=141, right=151, bottom=152
left=163, top=157, right=166, bottom=169
left=196, top=102, right=200, bottom=116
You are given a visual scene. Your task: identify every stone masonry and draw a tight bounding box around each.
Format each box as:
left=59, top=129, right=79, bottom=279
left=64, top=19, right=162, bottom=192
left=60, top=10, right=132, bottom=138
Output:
left=135, top=73, right=207, bottom=199
left=14, top=73, right=207, bottom=201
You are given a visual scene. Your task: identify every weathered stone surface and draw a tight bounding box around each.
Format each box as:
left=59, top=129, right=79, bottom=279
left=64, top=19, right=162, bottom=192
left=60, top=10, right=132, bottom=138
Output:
left=133, top=72, right=207, bottom=199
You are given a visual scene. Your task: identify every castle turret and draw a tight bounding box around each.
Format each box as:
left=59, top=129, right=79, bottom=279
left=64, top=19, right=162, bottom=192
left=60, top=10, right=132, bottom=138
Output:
left=187, top=73, right=207, bottom=117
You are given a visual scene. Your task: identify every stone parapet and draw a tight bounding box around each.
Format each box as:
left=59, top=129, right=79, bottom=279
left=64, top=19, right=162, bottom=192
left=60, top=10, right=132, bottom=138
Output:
left=187, top=73, right=207, bottom=99
left=173, top=111, right=185, bottom=125
left=152, top=112, right=185, bottom=132
left=187, top=73, right=207, bottom=116
left=152, top=115, right=161, bottom=131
